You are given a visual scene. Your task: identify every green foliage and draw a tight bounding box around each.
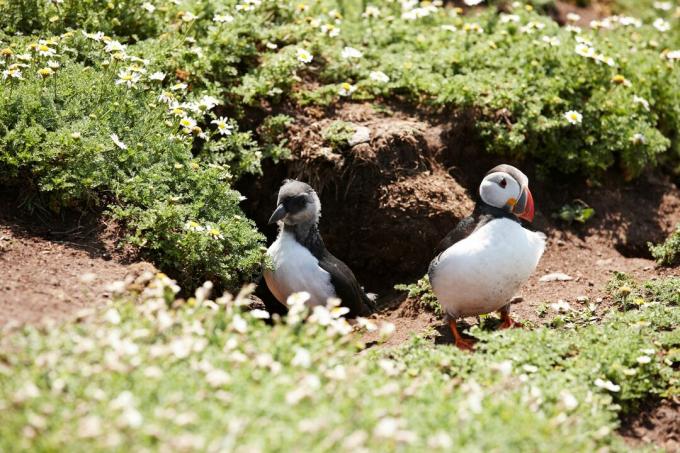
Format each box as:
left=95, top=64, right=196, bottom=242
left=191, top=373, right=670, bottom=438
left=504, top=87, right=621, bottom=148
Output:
left=607, top=272, right=680, bottom=310
left=0, top=274, right=677, bottom=450
left=0, top=33, right=266, bottom=289
left=395, top=275, right=442, bottom=315
left=0, top=0, right=165, bottom=39
left=323, top=120, right=356, bottom=150
left=553, top=200, right=596, bottom=224
left=649, top=224, right=680, bottom=266
left=258, top=114, right=293, bottom=162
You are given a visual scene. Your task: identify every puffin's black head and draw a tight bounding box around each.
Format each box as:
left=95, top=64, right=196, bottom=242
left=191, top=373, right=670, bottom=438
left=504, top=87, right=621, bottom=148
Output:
left=268, top=179, right=322, bottom=226
left=479, top=164, right=535, bottom=222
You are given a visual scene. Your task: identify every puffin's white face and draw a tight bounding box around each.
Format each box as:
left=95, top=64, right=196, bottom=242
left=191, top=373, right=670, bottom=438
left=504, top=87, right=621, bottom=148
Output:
left=479, top=171, right=522, bottom=210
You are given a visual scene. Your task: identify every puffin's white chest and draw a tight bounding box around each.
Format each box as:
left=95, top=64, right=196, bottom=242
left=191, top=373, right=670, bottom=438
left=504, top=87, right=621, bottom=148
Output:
left=430, top=218, right=545, bottom=318
left=264, top=230, right=335, bottom=307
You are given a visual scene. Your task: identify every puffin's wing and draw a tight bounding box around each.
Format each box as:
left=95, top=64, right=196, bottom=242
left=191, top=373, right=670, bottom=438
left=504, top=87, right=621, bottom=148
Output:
left=433, top=215, right=477, bottom=256
left=254, top=274, right=289, bottom=318
left=317, top=251, right=375, bottom=317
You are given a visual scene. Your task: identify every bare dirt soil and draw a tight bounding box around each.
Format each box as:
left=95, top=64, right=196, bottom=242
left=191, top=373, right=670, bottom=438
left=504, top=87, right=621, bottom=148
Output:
left=620, top=397, right=680, bottom=452
left=0, top=197, right=154, bottom=326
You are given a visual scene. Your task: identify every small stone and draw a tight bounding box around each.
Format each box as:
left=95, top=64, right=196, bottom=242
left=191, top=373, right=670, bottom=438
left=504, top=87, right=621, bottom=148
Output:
left=348, top=126, right=371, bottom=147
left=576, top=296, right=589, bottom=303
left=539, top=272, right=573, bottom=282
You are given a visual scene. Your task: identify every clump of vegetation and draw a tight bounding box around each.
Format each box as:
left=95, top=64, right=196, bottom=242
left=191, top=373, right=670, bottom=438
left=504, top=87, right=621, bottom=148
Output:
left=607, top=272, right=679, bottom=309
left=0, top=32, right=267, bottom=289
left=323, top=121, right=357, bottom=150
left=395, top=275, right=442, bottom=315
left=553, top=201, right=596, bottom=224
left=649, top=224, right=680, bottom=267
left=0, top=273, right=677, bottom=450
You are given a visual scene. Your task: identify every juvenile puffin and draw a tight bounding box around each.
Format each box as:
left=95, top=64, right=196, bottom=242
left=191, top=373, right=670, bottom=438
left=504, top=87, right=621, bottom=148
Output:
left=428, top=165, right=546, bottom=350
left=262, top=180, right=376, bottom=317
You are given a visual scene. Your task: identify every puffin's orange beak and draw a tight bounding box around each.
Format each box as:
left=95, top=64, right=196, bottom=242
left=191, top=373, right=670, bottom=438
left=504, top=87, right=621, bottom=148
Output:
left=515, top=187, right=535, bottom=222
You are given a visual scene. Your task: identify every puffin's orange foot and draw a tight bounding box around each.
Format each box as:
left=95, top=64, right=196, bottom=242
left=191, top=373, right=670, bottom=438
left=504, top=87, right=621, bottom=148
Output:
left=454, top=337, right=476, bottom=351
left=449, top=319, right=476, bottom=351
left=499, top=315, right=523, bottom=330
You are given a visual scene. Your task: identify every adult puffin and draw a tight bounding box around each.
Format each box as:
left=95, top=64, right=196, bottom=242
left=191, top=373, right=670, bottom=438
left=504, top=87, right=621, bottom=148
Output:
left=428, top=164, right=546, bottom=350
left=261, top=179, right=376, bottom=317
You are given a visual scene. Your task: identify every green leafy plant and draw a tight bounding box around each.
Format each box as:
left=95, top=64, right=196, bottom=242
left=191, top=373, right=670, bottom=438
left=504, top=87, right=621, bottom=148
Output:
left=323, top=121, right=357, bottom=150
left=649, top=224, right=680, bottom=267
left=553, top=201, right=596, bottom=224
left=395, top=275, right=442, bottom=315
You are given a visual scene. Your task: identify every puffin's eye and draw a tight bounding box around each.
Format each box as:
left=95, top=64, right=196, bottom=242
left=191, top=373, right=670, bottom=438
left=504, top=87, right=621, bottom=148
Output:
left=499, top=178, right=507, bottom=188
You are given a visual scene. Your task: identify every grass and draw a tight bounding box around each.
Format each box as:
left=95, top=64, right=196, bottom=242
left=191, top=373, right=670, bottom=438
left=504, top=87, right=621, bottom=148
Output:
left=0, top=274, right=677, bottom=451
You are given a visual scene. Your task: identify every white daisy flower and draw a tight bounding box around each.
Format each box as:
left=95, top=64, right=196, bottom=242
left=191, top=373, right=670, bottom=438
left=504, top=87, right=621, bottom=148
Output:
left=250, top=309, right=270, bottom=319
left=369, top=70, right=390, bottom=83
left=82, top=31, right=105, bottom=41
left=179, top=117, right=197, bottom=131
left=575, top=43, right=595, bottom=58
left=211, top=117, right=233, bottom=136
left=141, top=2, right=155, bottom=13
left=653, top=1, right=672, bottom=11
left=36, top=44, right=56, bottom=57
left=2, top=68, right=22, bottom=80
left=653, top=18, right=671, bottom=32
left=362, top=5, right=381, bottom=18
left=666, top=50, right=680, bottom=60
left=104, top=40, right=126, bottom=53
left=341, top=46, right=363, bottom=59
left=181, top=11, right=197, bottom=22
left=631, top=133, right=646, bottom=144
left=115, top=69, right=141, bottom=88
left=158, top=91, right=175, bottom=104
left=594, top=378, right=621, bottom=392
left=205, top=369, right=230, bottom=387
left=464, top=0, right=484, bottom=5
left=110, top=134, right=128, bottom=150
left=566, top=13, right=581, bottom=22
left=296, top=48, right=313, bottom=64
left=542, top=36, right=561, bottom=47
left=564, top=110, right=583, bottom=125
left=500, top=14, right=520, bottom=23
left=338, top=82, right=356, bottom=96
left=213, top=14, right=234, bottom=23
left=198, top=95, right=219, bottom=111
left=149, top=71, right=166, bottom=81
left=636, top=355, right=652, bottom=364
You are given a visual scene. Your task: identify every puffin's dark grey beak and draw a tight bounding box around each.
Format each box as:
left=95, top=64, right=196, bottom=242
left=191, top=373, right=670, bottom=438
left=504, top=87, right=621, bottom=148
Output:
left=268, top=204, right=287, bottom=224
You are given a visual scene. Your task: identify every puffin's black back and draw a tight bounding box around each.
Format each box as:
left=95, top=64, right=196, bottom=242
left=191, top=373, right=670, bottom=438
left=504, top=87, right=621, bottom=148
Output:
left=299, top=225, right=376, bottom=317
